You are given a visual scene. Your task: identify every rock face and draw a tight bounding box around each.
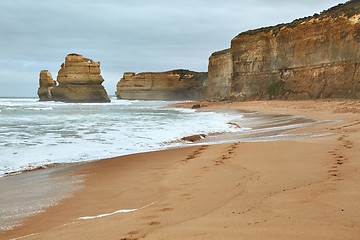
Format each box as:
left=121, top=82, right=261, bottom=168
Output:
left=37, top=54, right=110, bottom=103
left=37, top=70, right=56, bottom=101
left=116, top=70, right=207, bottom=100
left=206, top=49, right=233, bottom=101
left=206, top=0, right=360, bottom=101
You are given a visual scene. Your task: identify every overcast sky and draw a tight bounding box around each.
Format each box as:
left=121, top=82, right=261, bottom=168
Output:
left=0, top=0, right=346, bottom=97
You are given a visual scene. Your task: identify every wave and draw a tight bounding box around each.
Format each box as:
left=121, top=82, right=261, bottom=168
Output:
left=0, top=98, right=247, bottom=177
left=25, top=107, right=54, bottom=111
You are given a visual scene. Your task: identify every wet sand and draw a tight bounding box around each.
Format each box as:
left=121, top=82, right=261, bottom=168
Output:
left=0, top=165, right=83, bottom=232
left=1, top=100, right=360, bottom=240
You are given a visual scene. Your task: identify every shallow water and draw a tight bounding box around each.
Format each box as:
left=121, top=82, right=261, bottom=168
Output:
left=0, top=165, right=83, bottom=231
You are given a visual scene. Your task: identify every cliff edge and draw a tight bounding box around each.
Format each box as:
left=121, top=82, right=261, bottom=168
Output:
left=206, top=0, right=360, bottom=101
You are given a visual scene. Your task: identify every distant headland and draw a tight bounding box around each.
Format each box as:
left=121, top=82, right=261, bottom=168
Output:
left=115, top=0, right=360, bottom=101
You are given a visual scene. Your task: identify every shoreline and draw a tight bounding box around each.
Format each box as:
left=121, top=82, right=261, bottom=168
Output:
left=0, top=105, right=322, bottom=178
left=1, top=100, right=360, bottom=240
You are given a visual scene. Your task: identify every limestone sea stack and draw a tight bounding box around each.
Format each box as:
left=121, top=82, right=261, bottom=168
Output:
left=37, top=70, right=56, bottom=101
left=116, top=70, right=207, bottom=100
left=37, top=54, right=110, bottom=103
left=51, top=54, right=110, bottom=103
left=206, top=0, right=360, bottom=101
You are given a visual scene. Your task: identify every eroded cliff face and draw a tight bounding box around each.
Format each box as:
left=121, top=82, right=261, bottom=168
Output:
left=206, top=49, right=233, bottom=101
left=38, top=54, right=110, bottom=103
left=37, top=70, right=56, bottom=101
left=116, top=70, right=207, bottom=100
left=206, top=0, right=360, bottom=101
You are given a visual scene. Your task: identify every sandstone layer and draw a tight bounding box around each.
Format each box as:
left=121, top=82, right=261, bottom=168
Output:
left=116, top=70, right=207, bottom=100
left=37, top=70, right=56, bottom=101
left=38, top=54, right=110, bottom=103
left=206, top=0, right=360, bottom=101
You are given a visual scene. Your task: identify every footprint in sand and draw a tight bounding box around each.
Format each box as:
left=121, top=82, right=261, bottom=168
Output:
left=148, top=221, right=161, bottom=226
left=141, top=215, right=159, bottom=220
left=199, top=145, right=208, bottom=151
left=344, top=140, right=353, bottom=149
left=158, top=207, right=174, bottom=212
left=179, top=193, right=193, bottom=200
left=121, top=237, right=139, bottom=240
left=215, top=159, right=224, bottom=166
left=328, top=169, right=339, bottom=174
left=184, top=146, right=208, bottom=162
left=215, top=153, right=231, bottom=166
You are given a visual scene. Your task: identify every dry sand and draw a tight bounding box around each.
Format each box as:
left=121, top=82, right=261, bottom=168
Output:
left=1, top=100, right=360, bottom=240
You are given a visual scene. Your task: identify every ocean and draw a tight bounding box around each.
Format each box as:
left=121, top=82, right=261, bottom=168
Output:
left=0, top=97, right=244, bottom=176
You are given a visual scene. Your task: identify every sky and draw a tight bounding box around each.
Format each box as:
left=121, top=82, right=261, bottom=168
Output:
left=0, top=0, right=347, bottom=97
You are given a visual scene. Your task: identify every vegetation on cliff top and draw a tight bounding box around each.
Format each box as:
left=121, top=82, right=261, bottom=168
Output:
left=166, top=69, right=208, bottom=83
left=235, top=0, right=360, bottom=38
left=211, top=49, right=231, bottom=57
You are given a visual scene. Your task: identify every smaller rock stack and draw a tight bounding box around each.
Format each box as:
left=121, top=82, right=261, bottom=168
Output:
left=37, top=54, right=110, bottom=103
left=37, top=70, right=56, bottom=101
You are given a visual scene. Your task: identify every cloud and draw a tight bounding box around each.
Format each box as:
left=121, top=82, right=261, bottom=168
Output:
left=0, top=0, right=346, bottom=97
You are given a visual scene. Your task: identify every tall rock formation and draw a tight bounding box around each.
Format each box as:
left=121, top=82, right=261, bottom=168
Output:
left=51, top=54, right=110, bottom=102
left=37, top=70, right=56, bottom=101
left=206, top=0, right=360, bottom=101
left=37, top=54, right=110, bottom=103
left=116, top=70, right=207, bottom=100
left=206, top=49, right=233, bottom=101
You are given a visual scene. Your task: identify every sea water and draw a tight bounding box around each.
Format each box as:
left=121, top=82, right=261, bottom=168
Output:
left=0, top=97, right=244, bottom=176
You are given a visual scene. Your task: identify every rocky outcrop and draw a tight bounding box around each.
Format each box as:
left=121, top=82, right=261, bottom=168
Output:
left=206, top=0, right=360, bottom=101
left=37, top=70, right=56, bottom=101
left=116, top=70, right=207, bottom=100
left=37, top=54, right=110, bottom=103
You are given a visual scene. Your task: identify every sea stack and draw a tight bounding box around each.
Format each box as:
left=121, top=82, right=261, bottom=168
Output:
left=116, top=70, right=207, bottom=100
left=37, top=54, right=110, bottom=103
left=37, top=70, right=56, bottom=101
left=206, top=0, right=360, bottom=101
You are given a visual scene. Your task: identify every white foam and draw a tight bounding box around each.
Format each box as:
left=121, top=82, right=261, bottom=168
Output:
left=0, top=98, right=245, bottom=176
left=10, top=233, right=36, bottom=240
left=25, top=107, right=54, bottom=111
left=78, top=201, right=158, bottom=220
left=169, top=107, right=196, bottom=113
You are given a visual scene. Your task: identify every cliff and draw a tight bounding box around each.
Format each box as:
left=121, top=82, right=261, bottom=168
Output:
left=38, top=54, right=110, bottom=103
left=206, top=49, right=233, bottom=101
left=116, top=70, right=207, bottom=100
left=37, top=70, right=56, bottom=101
left=206, top=0, right=360, bottom=101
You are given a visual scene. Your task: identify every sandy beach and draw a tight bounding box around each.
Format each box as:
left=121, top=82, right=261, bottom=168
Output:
left=1, top=100, right=360, bottom=240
